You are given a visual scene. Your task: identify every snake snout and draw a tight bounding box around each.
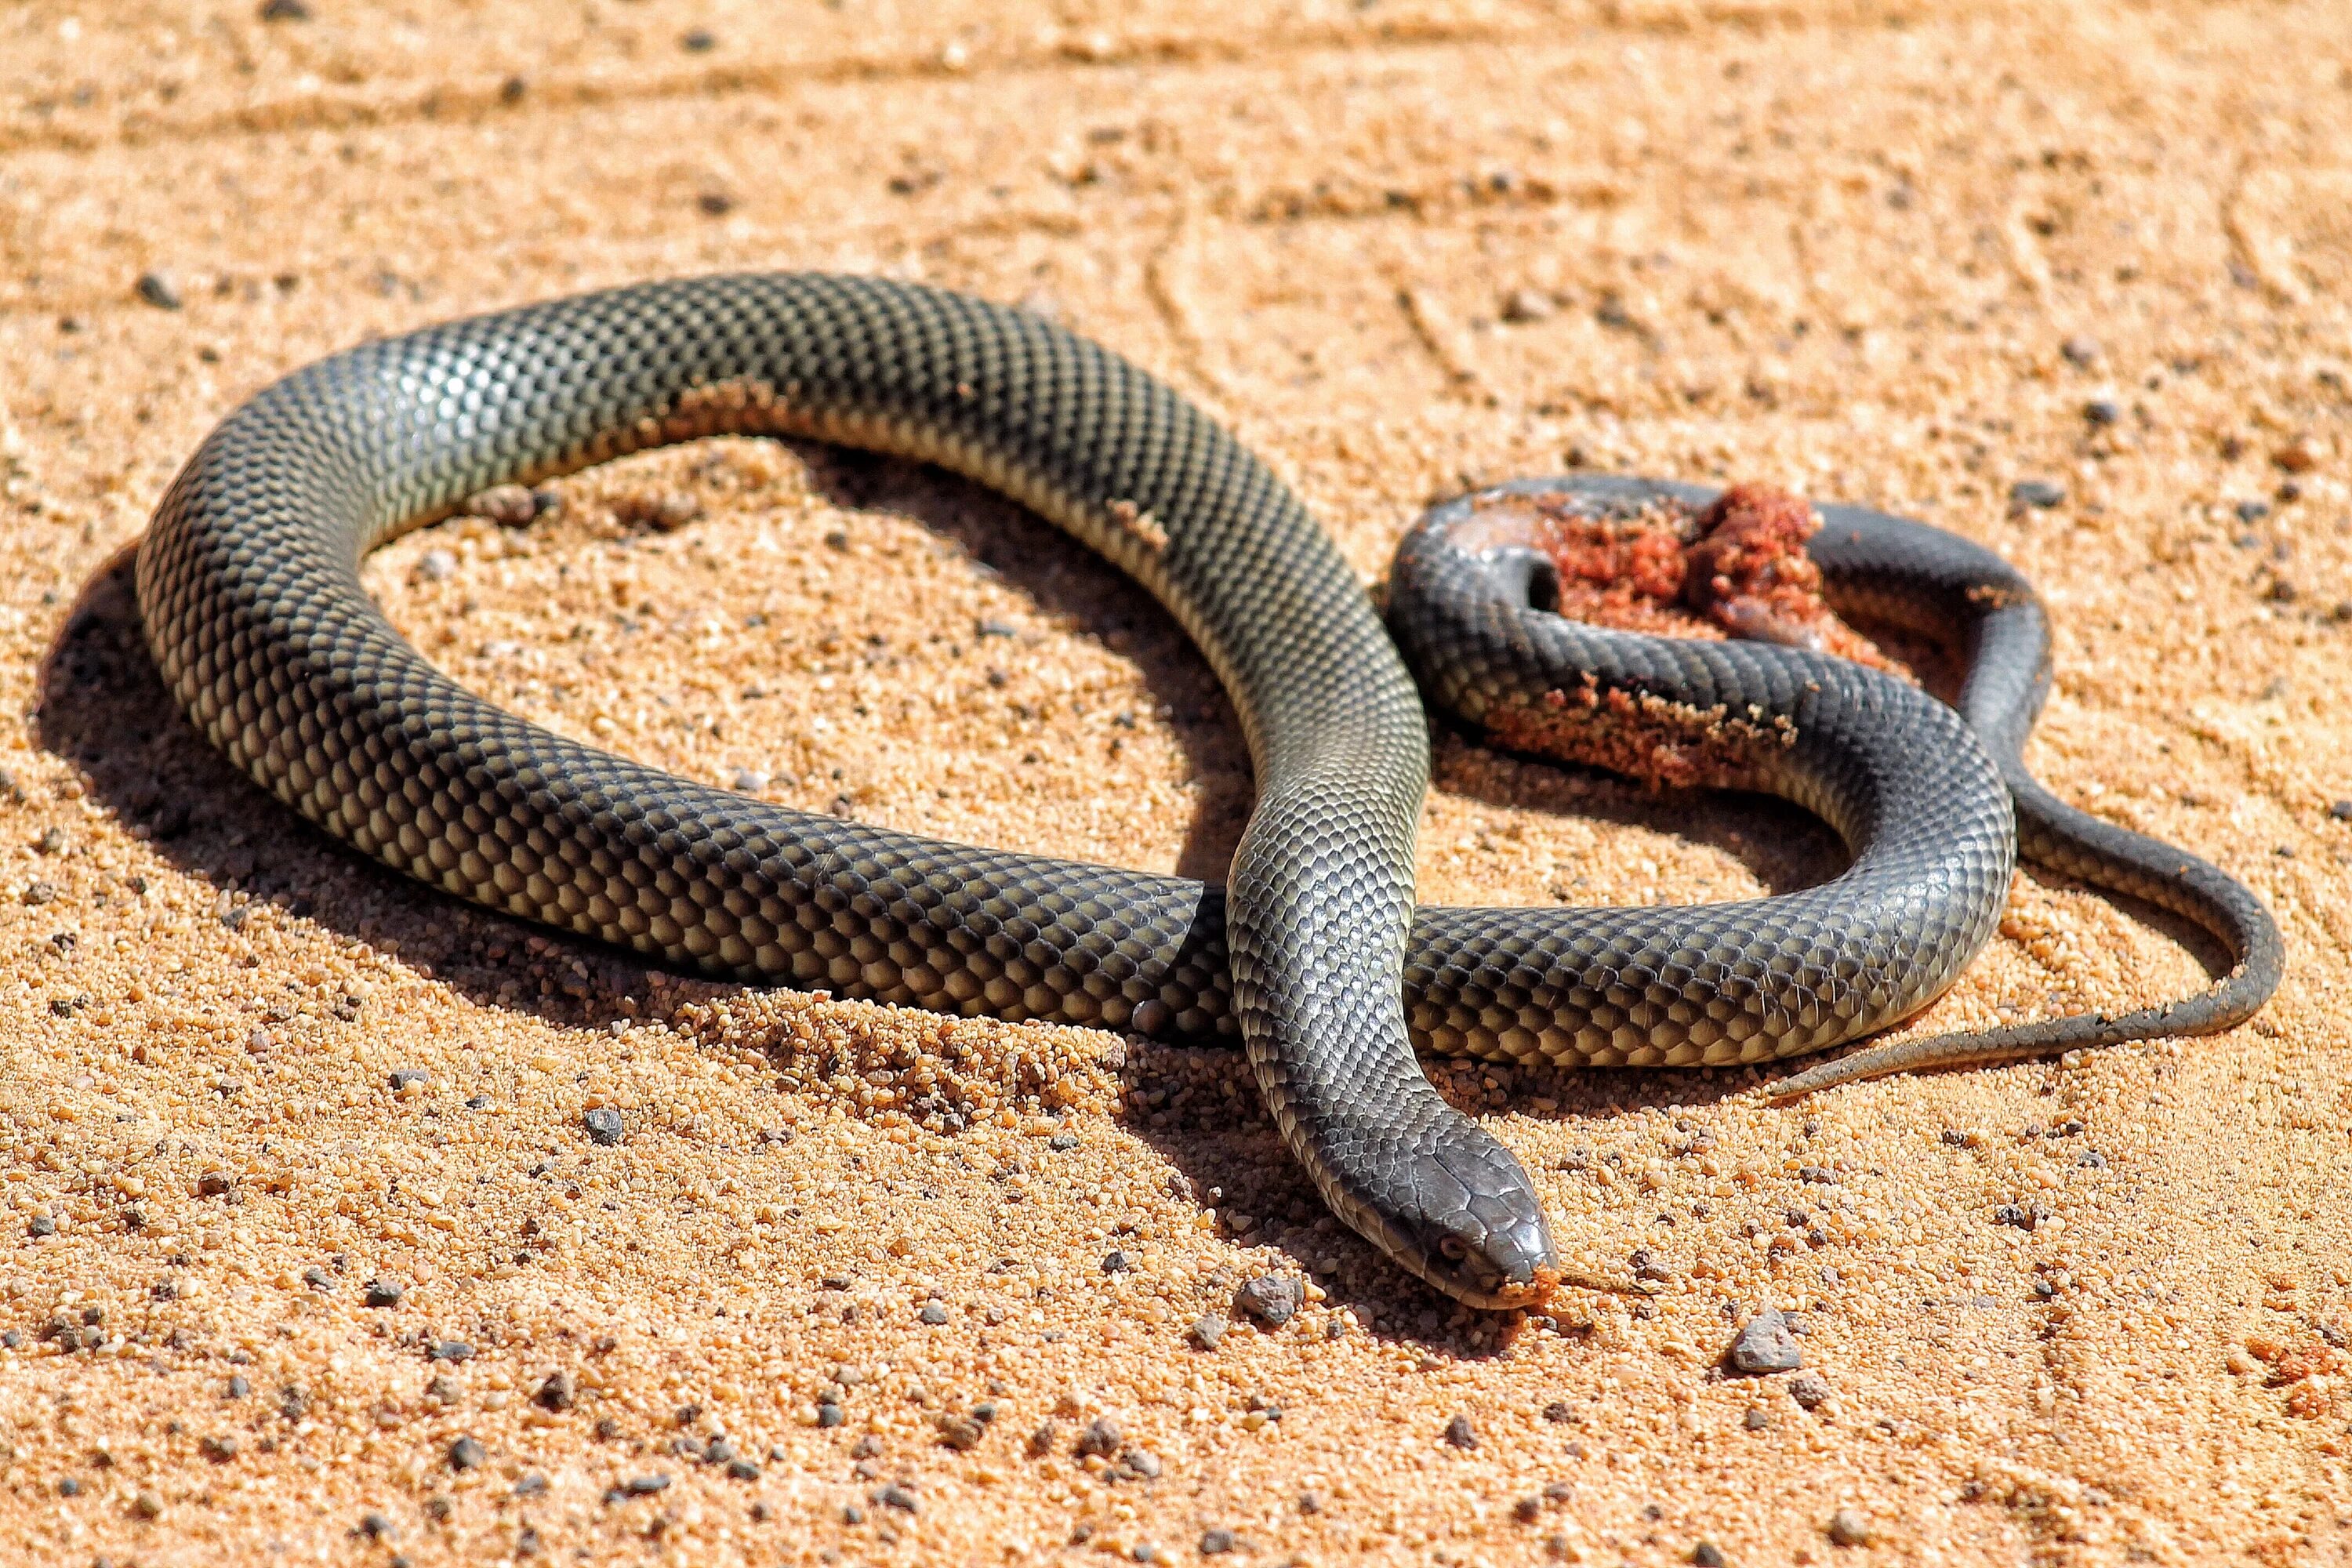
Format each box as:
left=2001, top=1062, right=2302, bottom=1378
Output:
left=1396, top=1131, right=1560, bottom=1310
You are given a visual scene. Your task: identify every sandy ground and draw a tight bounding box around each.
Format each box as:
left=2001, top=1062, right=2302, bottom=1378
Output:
left=4, top=2, right=2352, bottom=1563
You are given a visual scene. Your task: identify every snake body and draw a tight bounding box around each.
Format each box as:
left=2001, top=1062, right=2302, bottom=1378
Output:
left=137, top=275, right=2281, bottom=1308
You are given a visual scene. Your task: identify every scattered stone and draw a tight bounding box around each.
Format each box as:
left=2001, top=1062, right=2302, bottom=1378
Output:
left=2083, top=397, right=2121, bottom=426
left=2331, top=800, right=2352, bottom=822
left=681, top=27, right=717, bottom=51
left=731, top=769, right=768, bottom=794
left=2009, top=478, right=2066, bottom=510
left=58, top=1478, right=83, bottom=1497
left=388, top=1068, right=429, bottom=1091
left=535, top=1372, right=575, bottom=1412
left=2276, top=440, right=2320, bottom=474
left=1444, top=1414, right=1479, bottom=1450
left=2237, top=498, right=2272, bottom=523
left=1993, top=1202, right=2049, bottom=1231
left=1827, top=1508, right=1874, bottom=1547
left=726, top=1458, right=760, bottom=1481
left=1743, top=1406, right=1771, bottom=1431
left=2060, top=335, right=2101, bottom=366
left=1512, top=1497, right=1541, bottom=1523
left=1120, top=1446, right=1162, bottom=1479
left=1502, top=288, right=1555, bottom=324
left=1788, top=1371, right=1833, bottom=1410
left=1728, top=1308, right=1803, bottom=1374
left=583, top=1108, right=625, bottom=1145
left=1200, top=1526, right=1238, bottom=1555
left=1075, top=1416, right=1123, bottom=1459
left=258, top=0, right=311, bottom=18
left=136, top=272, right=183, bottom=310
left=23, top=882, right=56, bottom=906
left=697, top=192, right=735, bottom=216
left=227, top=1374, right=251, bottom=1399
left=919, top=1301, right=949, bottom=1326
left=514, top=1474, right=549, bottom=1497
left=877, top=1482, right=917, bottom=1512
left=935, top=1414, right=985, bottom=1451
left=1542, top=1400, right=1573, bottom=1423
left=1047, top=1131, right=1080, bottom=1151
left=363, top=1277, right=405, bottom=1308
left=200, top=1435, right=239, bottom=1462
left=624, top=1474, right=670, bottom=1496
left=815, top=1400, right=845, bottom=1428
left=1188, top=1315, right=1227, bottom=1351
left=1232, top=1274, right=1300, bottom=1328
left=132, top=1490, right=163, bottom=1520
left=1692, top=1542, right=1727, bottom=1567
left=27, top=1215, right=56, bottom=1237
left=449, top=1436, right=487, bottom=1471
left=1027, top=1421, right=1058, bottom=1457
left=463, top=485, right=542, bottom=526
left=617, top=492, right=702, bottom=532
left=1102, top=1250, right=1134, bottom=1275
left=433, top=1341, right=474, bottom=1363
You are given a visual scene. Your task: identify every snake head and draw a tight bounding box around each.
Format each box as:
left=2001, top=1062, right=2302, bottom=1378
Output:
left=1379, top=1128, right=1561, bottom=1311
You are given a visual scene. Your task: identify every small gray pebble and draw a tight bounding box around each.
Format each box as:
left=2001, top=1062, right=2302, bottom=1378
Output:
left=877, top=1482, right=916, bottom=1512
left=625, top=1474, right=670, bottom=1495
left=1102, top=1250, right=1134, bottom=1275
left=2009, top=478, right=2066, bottom=510
left=1501, top=288, right=1555, bottom=323
left=1788, top=1370, right=1832, bottom=1410
left=1728, top=1308, right=1802, bottom=1374
left=1443, top=1414, right=1478, bottom=1450
left=1074, top=1416, right=1122, bottom=1458
left=1200, top=1526, right=1238, bottom=1555
left=1233, top=1274, right=1300, bottom=1327
left=2059, top=334, right=2101, bottom=366
left=136, top=272, right=183, bottom=310
left=583, top=1108, right=625, bottom=1146
left=302, top=1269, right=332, bottom=1294
left=416, top=547, right=459, bottom=583
left=919, top=1301, right=949, bottom=1326
left=726, top=1458, right=760, bottom=1481
left=935, top=1414, right=985, bottom=1451
left=1189, top=1315, right=1227, bottom=1351
left=1827, top=1508, right=1874, bottom=1547
left=1047, top=1131, right=1079, bottom=1151
left=364, top=1277, right=405, bottom=1308
left=731, top=769, right=769, bottom=794
left=1743, top=1406, right=1771, bottom=1430
left=1693, top=1542, right=1728, bottom=1567
left=448, top=1436, right=486, bottom=1471
left=387, top=1069, right=428, bottom=1091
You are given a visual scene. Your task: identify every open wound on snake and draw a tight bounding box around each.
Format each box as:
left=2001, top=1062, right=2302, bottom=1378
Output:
left=1468, top=484, right=1898, bottom=789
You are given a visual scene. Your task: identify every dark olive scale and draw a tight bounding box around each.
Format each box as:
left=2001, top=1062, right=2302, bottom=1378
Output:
left=139, top=278, right=2280, bottom=1310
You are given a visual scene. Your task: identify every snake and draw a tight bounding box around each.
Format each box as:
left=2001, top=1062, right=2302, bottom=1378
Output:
left=136, top=274, right=2282, bottom=1310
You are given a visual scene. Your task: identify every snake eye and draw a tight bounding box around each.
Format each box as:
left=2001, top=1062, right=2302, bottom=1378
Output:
left=1437, top=1235, right=1469, bottom=1263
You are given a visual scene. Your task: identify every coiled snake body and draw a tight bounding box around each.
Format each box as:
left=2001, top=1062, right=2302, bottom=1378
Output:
left=137, top=275, right=2281, bottom=1308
